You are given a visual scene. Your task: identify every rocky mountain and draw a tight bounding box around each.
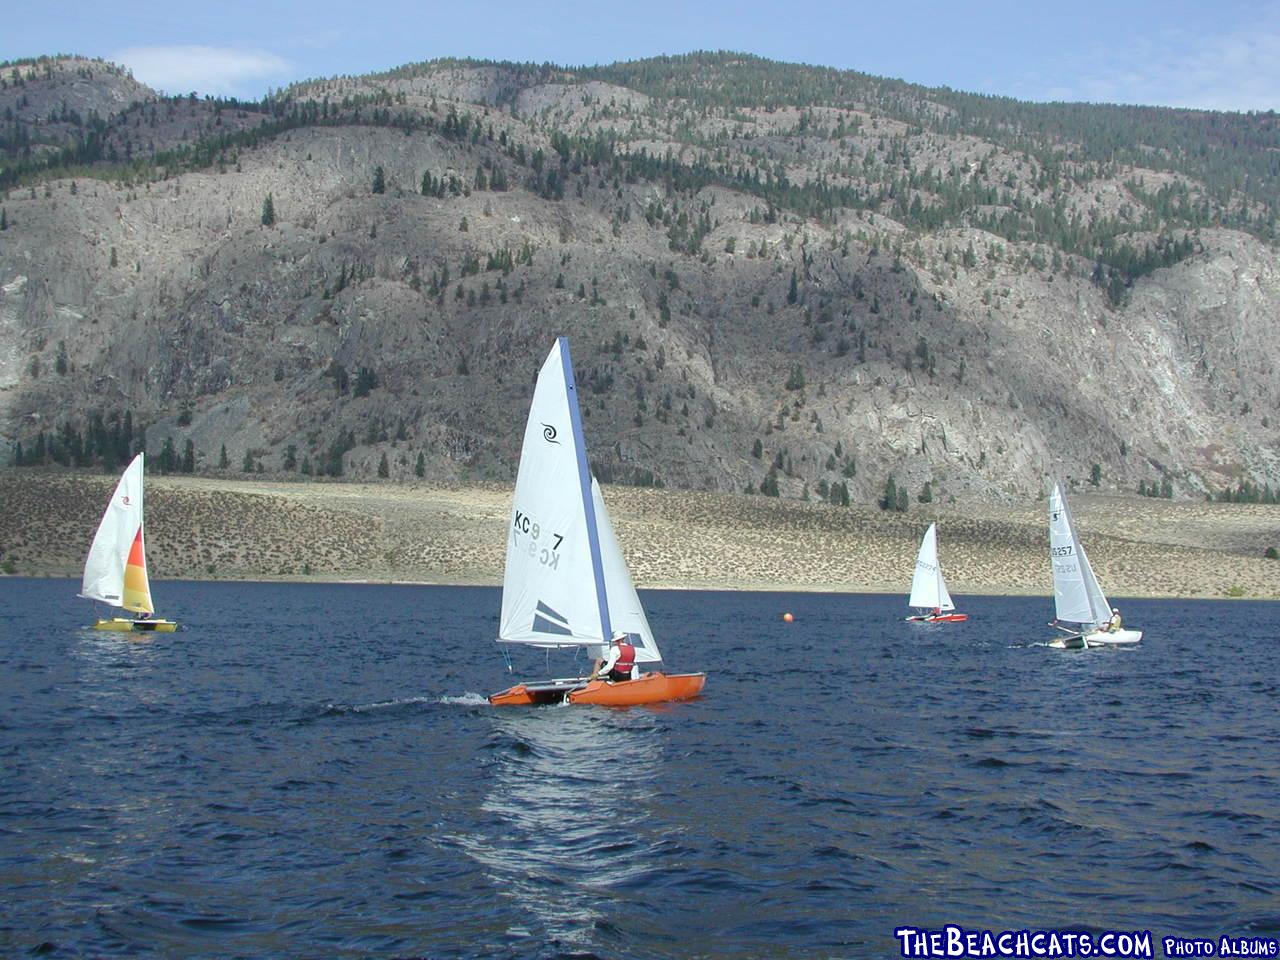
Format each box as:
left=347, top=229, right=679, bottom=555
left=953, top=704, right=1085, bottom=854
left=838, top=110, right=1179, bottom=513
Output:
left=1, top=52, right=1278, bottom=504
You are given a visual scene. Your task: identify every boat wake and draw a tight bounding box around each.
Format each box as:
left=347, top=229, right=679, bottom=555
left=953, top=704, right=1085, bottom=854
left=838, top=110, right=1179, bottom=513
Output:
left=438, top=692, right=491, bottom=707
left=351, top=695, right=437, bottom=712
left=318, top=695, right=436, bottom=716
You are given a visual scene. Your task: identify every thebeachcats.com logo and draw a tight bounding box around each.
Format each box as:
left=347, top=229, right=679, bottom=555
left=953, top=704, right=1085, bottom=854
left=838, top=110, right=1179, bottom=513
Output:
left=894, top=926, right=1279, bottom=959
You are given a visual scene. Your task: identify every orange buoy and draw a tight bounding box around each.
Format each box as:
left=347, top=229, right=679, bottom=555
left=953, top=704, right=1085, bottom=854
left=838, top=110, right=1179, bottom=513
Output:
left=782, top=612, right=794, bottom=623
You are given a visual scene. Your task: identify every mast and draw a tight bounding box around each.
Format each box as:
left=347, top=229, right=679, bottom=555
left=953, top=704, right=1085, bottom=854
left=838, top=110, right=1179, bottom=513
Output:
left=1049, top=482, right=1108, bottom=629
left=1059, top=489, right=1108, bottom=627
left=498, top=338, right=616, bottom=651
left=558, top=337, right=612, bottom=641
left=81, top=452, right=152, bottom=613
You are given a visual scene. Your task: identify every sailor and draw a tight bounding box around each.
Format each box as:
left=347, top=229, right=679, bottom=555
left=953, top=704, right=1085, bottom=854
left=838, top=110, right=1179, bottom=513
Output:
left=1107, top=607, right=1122, bottom=632
left=591, top=631, right=637, bottom=682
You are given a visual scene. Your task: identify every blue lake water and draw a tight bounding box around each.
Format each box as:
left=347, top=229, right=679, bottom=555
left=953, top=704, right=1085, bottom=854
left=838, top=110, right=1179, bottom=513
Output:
left=0, top=578, right=1277, bottom=958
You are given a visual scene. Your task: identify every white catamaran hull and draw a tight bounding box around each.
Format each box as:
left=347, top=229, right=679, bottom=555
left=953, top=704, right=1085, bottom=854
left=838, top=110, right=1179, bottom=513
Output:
left=1050, top=628, right=1143, bottom=650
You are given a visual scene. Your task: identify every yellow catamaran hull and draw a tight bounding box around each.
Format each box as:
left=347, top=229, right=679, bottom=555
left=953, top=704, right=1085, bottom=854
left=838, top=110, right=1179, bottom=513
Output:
left=92, top=617, right=178, bottom=633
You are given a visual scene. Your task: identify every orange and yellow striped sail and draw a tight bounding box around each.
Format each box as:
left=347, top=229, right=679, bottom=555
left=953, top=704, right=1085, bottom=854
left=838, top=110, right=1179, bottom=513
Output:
left=121, top=527, right=154, bottom=614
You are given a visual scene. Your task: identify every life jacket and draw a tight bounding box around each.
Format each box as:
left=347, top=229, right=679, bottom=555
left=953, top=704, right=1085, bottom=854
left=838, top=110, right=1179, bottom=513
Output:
left=612, top=640, right=636, bottom=678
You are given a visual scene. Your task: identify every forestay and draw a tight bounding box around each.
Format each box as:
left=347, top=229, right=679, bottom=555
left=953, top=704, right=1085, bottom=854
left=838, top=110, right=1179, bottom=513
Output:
left=908, top=522, right=955, bottom=612
left=499, top=338, right=615, bottom=652
left=80, top=453, right=154, bottom=614
left=1047, top=483, right=1110, bottom=629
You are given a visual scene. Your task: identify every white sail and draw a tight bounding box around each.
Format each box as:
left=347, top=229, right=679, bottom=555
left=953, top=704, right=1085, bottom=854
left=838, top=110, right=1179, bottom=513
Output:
left=499, top=339, right=612, bottom=649
left=80, top=453, right=153, bottom=612
left=1048, top=483, right=1110, bottom=628
left=592, top=478, right=661, bottom=664
left=908, top=523, right=954, bottom=612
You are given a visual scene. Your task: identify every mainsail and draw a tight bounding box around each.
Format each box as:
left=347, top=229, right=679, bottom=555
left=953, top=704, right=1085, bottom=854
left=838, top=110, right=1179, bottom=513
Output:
left=908, top=523, right=955, bottom=612
left=81, top=453, right=154, bottom=614
left=499, top=338, right=662, bottom=661
left=1047, top=483, right=1110, bottom=629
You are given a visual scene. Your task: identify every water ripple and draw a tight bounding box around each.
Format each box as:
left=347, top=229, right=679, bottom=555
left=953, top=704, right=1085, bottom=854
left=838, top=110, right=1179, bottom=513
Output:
left=1, top=582, right=1277, bottom=957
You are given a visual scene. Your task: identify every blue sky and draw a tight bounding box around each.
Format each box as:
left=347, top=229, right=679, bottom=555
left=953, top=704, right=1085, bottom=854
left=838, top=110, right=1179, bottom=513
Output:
left=7, top=0, right=1280, bottom=111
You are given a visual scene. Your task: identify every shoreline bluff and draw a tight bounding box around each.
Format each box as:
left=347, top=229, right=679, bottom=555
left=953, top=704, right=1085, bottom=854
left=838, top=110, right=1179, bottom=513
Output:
left=2, top=471, right=1278, bottom=600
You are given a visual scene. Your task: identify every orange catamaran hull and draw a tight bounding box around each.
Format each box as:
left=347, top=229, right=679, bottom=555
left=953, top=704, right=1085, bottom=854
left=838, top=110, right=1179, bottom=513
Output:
left=490, top=671, right=706, bottom=707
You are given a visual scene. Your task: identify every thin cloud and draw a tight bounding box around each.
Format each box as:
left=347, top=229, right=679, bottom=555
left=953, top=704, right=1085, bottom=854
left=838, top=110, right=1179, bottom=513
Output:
left=291, top=30, right=343, bottom=52
left=1010, top=19, right=1280, bottom=111
left=113, top=45, right=291, bottom=99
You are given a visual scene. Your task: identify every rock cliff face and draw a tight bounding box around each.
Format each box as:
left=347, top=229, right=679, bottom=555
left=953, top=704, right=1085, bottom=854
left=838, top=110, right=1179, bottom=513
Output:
left=1, top=54, right=1277, bottom=503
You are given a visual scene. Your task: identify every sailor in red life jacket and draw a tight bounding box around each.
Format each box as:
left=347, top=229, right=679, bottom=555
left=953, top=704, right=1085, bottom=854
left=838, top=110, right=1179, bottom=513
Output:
left=591, top=631, right=637, bottom=683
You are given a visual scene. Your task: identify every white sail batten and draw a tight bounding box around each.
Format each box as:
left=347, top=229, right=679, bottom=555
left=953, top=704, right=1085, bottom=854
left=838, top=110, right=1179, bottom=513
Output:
left=499, top=339, right=612, bottom=649
left=592, top=478, right=662, bottom=664
left=908, top=523, right=954, bottom=612
left=80, top=453, right=150, bottom=610
left=1048, top=483, right=1110, bottom=629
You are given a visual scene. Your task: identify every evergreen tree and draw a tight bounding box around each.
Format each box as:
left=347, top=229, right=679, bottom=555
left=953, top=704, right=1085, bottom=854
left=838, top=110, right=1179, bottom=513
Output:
left=261, top=193, right=275, bottom=226
left=242, top=450, right=254, bottom=472
left=880, top=475, right=898, bottom=511
left=829, top=480, right=850, bottom=507
left=158, top=436, right=176, bottom=473
left=353, top=366, right=378, bottom=398
left=415, top=452, right=426, bottom=478
left=378, top=452, right=390, bottom=478
left=284, top=445, right=297, bottom=471
left=372, top=166, right=386, bottom=195
left=181, top=439, right=195, bottom=473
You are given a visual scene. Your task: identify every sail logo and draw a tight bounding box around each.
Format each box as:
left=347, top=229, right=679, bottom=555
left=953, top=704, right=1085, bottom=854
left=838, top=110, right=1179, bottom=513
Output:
left=532, top=600, right=572, bottom=636
left=121, top=496, right=131, bottom=506
left=540, top=423, right=560, bottom=444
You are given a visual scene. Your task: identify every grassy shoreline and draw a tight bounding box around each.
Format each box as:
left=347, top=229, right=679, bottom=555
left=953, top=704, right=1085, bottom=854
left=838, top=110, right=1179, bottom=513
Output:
left=3, top=471, right=1278, bottom=600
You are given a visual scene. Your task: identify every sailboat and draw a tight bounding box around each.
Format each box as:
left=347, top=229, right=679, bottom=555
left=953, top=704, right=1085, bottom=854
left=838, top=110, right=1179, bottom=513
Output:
left=905, top=523, right=967, bottom=622
left=80, top=453, right=177, bottom=632
left=488, top=337, right=706, bottom=706
left=1046, top=482, right=1140, bottom=649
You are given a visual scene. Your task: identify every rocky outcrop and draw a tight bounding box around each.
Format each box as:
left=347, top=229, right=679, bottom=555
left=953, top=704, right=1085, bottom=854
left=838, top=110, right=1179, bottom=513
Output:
left=1, top=56, right=1277, bottom=504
